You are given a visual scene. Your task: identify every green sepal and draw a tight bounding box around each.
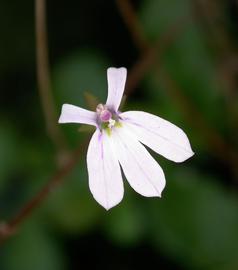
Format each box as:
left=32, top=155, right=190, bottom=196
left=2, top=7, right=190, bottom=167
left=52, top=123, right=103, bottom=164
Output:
left=84, top=91, right=100, bottom=111
left=78, top=125, right=95, bottom=133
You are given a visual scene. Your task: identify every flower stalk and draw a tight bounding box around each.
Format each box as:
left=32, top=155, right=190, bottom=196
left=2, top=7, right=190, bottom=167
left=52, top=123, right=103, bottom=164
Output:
left=35, top=0, right=67, bottom=156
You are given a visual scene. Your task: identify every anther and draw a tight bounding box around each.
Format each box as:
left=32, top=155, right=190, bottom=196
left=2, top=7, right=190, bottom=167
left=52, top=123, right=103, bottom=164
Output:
left=96, top=104, right=112, bottom=122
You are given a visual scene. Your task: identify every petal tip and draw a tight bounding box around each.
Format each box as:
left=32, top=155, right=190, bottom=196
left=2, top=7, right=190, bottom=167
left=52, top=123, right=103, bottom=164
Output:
left=58, top=114, right=65, bottom=124
left=107, top=67, right=127, bottom=73
left=58, top=104, right=67, bottom=123
left=99, top=198, right=123, bottom=211
left=175, top=149, right=195, bottom=163
left=158, top=188, right=165, bottom=198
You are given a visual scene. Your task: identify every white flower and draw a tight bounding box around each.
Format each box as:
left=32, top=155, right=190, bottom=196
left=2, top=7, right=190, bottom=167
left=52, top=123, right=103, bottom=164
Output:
left=59, top=67, right=194, bottom=210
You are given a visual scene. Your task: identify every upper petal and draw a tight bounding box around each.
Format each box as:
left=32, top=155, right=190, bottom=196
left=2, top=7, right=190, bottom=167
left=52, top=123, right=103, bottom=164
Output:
left=87, top=129, right=124, bottom=210
left=106, top=67, right=127, bottom=112
left=58, top=104, right=97, bottom=126
left=111, top=126, right=166, bottom=197
left=120, top=111, right=194, bottom=163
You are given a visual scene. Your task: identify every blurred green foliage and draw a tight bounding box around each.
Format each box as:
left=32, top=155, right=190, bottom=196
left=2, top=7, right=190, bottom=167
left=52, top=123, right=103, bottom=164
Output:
left=0, top=125, right=18, bottom=189
left=53, top=50, right=110, bottom=108
left=1, top=0, right=238, bottom=269
left=2, top=220, right=65, bottom=270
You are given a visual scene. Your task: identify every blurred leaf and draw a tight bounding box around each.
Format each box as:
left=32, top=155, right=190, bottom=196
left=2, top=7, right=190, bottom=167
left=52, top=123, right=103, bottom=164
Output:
left=160, top=23, right=226, bottom=129
left=142, top=74, right=202, bottom=150
left=77, top=125, right=95, bottom=133
left=103, top=192, right=146, bottom=246
left=84, top=91, right=100, bottom=111
left=139, top=0, right=191, bottom=40
left=46, top=161, right=101, bottom=234
left=53, top=49, right=109, bottom=144
left=53, top=49, right=110, bottom=109
left=148, top=167, right=238, bottom=269
left=0, top=124, right=18, bottom=190
left=1, top=220, right=65, bottom=270
left=140, top=0, right=228, bottom=134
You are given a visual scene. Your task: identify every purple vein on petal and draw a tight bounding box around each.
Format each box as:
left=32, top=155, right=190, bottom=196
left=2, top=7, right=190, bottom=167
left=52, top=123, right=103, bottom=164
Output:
left=98, top=131, right=104, bottom=160
left=122, top=117, right=193, bottom=155
left=114, top=128, right=164, bottom=196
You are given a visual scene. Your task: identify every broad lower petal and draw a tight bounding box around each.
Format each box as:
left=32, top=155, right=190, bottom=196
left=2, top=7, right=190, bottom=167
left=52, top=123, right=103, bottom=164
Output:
left=120, top=111, right=194, bottom=163
left=112, top=126, right=165, bottom=197
left=106, top=67, right=127, bottom=112
left=58, top=104, right=97, bottom=126
left=87, top=129, right=124, bottom=210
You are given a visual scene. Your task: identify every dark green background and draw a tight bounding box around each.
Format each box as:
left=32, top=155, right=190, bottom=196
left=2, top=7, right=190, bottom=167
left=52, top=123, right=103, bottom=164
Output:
left=1, top=0, right=238, bottom=269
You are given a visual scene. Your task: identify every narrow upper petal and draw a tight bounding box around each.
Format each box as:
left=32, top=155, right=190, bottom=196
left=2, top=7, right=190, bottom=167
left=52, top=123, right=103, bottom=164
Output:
left=58, top=104, right=97, bottom=126
left=87, top=129, right=124, bottom=210
left=106, top=67, right=127, bottom=112
left=120, top=111, right=194, bottom=163
left=111, top=126, right=166, bottom=197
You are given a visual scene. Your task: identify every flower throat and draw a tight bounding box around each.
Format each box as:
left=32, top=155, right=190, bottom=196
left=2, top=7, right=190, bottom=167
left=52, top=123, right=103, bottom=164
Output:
left=96, top=104, right=121, bottom=133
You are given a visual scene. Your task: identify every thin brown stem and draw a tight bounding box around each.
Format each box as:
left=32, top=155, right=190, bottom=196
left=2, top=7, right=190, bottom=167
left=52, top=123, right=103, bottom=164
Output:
left=117, top=0, right=238, bottom=173
left=0, top=50, right=154, bottom=244
left=2, top=0, right=237, bottom=246
left=0, top=139, right=89, bottom=245
left=0, top=0, right=81, bottom=245
left=193, top=0, right=238, bottom=157
left=157, top=68, right=238, bottom=167
left=116, top=0, right=148, bottom=51
left=126, top=18, right=189, bottom=96
left=36, top=0, right=67, bottom=154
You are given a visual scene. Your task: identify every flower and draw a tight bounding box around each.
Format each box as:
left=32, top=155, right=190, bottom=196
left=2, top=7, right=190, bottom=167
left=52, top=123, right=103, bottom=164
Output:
left=59, top=67, right=194, bottom=210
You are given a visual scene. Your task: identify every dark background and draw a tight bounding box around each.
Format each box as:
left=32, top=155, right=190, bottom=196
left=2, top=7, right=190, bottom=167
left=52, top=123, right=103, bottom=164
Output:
left=1, top=0, right=238, bottom=269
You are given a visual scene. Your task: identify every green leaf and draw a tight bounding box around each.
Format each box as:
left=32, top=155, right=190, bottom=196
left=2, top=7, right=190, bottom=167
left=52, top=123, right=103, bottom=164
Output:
left=103, top=193, right=145, bottom=246
left=149, top=168, right=238, bottom=269
left=139, top=0, right=228, bottom=132
left=1, top=220, right=65, bottom=270
left=84, top=91, right=100, bottom=111
left=0, top=124, right=18, bottom=190
left=45, top=161, right=101, bottom=234
left=139, top=0, right=192, bottom=40
left=52, top=49, right=109, bottom=144
left=53, top=49, right=110, bottom=109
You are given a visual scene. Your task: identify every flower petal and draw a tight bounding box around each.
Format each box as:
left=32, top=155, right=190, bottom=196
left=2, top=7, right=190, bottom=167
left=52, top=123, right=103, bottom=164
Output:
left=106, top=67, right=127, bottom=112
left=58, top=104, right=97, bottom=126
left=87, top=129, right=124, bottom=210
left=111, top=126, right=165, bottom=197
left=120, top=111, right=194, bottom=163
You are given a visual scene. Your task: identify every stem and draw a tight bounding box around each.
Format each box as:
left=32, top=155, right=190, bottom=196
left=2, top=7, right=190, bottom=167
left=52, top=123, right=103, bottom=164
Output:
left=2, top=0, right=237, bottom=246
left=126, top=19, right=188, bottom=96
left=0, top=140, right=88, bottom=245
left=115, top=0, right=147, bottom=52
left=35, top=0, right=67, bottom=153
left=117, top=0, right=238, bottom=175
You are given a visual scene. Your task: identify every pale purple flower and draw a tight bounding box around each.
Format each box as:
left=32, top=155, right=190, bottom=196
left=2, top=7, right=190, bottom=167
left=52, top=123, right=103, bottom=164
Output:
left=59, top=67, right=194, bottom=210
